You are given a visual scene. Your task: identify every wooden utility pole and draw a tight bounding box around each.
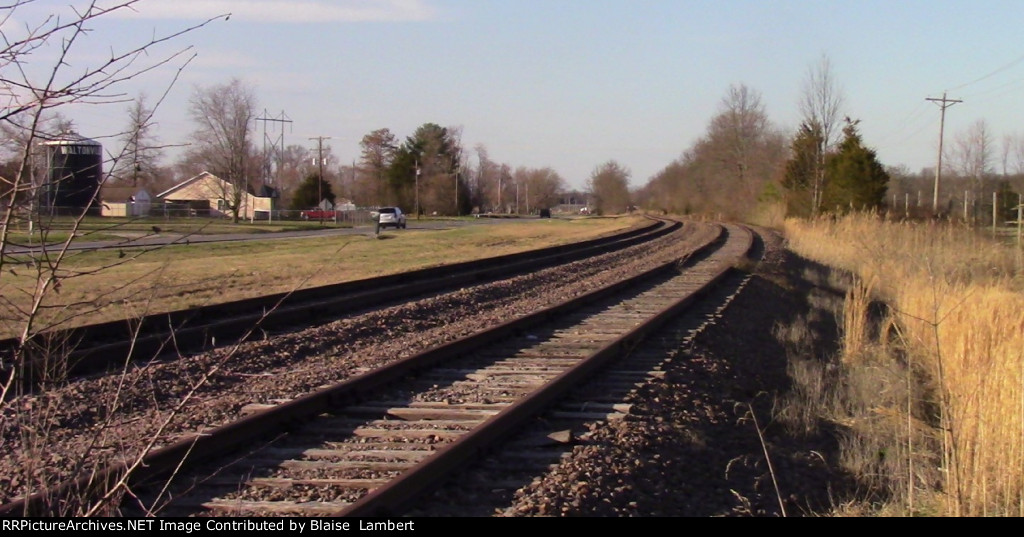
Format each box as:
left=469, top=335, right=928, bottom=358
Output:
left=926, top=92, right=962, bottom=214
left=454, top=161, right=459, bottom=216
left=993, top=191, right=998, bottom=237
left=414, top=158, right=420, bottom=220
left=309, top=136, right=330, bottom=224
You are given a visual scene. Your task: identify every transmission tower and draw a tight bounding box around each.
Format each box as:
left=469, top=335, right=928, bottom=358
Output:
left=255, top=109, right=293, bottom=185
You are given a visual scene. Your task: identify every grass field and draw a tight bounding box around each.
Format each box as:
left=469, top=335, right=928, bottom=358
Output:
left=1, top=215, right=359, bottom=245
left=0, top=216, right=645, bottom=338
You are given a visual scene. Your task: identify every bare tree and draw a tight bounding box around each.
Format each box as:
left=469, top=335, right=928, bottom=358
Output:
left=497, top=163, right=514, bottom=214
left=183, top=78, right=259, bottom=223
left=359, top=128, right=397, bottom=207
left=109, top=94, right=168, bottom=191
left=588, top=160, right=631, bottom=215
left=473, top=144, right=500, bottom=212
left=513, top=166, right=565, bottom=214
left=639, top=84, right=786, bottom=219
left=707, top=84, right=783, bottom=209
left=998, top=133, right=1024, bottom=220
left=949, top=119, right=994, bottom=183
left=447, top=125, right=469, bottom=215
left=946, top=120, right=996, bottom=221
left=1012, top=135, right=1024, bottom=178
left=272, top=144, right=312, bottom=209
left=799, top=54, right=845, bottom=215
left=0, top=0, right=228, bottom=515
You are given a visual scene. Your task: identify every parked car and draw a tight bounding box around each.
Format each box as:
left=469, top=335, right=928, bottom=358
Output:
left=376, top=206, right=407, bottom=230
left=300, top=208, right=336, bottom=220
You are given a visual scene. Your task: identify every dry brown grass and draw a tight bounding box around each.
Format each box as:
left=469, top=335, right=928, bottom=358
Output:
left=0, top=216, right=644, bottom=338
left=782, top=213, right=1024, bottom=516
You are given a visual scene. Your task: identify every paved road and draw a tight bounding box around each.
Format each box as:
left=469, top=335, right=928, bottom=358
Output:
left=3, top=216, right=540, bottom=255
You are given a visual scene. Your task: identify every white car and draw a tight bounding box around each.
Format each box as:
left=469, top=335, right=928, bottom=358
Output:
left=376, top=207, right=407, bottom=230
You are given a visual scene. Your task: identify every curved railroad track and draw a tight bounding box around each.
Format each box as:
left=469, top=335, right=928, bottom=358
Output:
left=0, top=223, right=755, bottom=517
left=1, top=219, right=759, bottom=516
left=408, top=230, right=765, bottom=516
left=2, top=218, right=675, bottom=386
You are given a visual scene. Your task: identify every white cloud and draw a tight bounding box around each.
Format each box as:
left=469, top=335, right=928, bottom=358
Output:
left=106, top=0, right=437, bottom=23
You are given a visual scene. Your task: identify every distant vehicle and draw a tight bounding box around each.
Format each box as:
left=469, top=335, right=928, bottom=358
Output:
left=375, top=206, right=407, bottom=231
left=579, top=207, right=591, bottom=215
left=539, top=208, right=551, bottom=218
left=300, top=208, right=336, bottom=220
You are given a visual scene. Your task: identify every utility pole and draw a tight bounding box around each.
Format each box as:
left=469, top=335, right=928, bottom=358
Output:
left=926, top=92, right=962, bottom=214
left=309, top=136, right=330, bottom=224
left=453, top=161, right=460, bottom=216
left=415, top=158, right=420, bottom=220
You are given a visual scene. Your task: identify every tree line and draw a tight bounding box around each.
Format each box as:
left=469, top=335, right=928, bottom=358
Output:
left=3, top=78, right=601, bottom=220
left=7, top=51, right=1019, bottom=225
left=636, top=58, right=891, bottom=221
left=637, top=56, right=1024, bottom=223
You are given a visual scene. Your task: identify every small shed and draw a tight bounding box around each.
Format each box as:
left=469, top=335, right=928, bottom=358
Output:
left=100, top=185, right=151, bottom=217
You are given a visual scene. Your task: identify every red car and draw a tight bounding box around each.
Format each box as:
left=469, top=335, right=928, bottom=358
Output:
left=300, top=208, right=336, bottom=220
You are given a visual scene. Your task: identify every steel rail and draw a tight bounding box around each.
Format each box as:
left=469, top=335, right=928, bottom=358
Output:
left=2, top=218, right=677, bottom=385
left=337, top=224, right=753, bottom=516
left=0, top=221, right=749, bottom=517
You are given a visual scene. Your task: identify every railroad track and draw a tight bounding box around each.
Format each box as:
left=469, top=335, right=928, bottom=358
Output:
left=0, top=222, right=754, bottom=517
left=408, top=234, right=762, bottom=516
left=2, top=217, right=676, bottom=385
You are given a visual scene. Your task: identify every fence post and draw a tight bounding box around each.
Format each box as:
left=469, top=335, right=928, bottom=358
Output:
left=993, top=191, right=997, bottom=237
left=964, top=191, right=968, bottom=223
left=1017, top=194, right=1022, bottom=248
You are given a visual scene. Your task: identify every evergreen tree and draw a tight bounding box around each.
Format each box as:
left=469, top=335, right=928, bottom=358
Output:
left=822, top=118, right=889, bottom=212
left=782, top=121, right=824, bottom=217
left=996, top=180, right=1019, bottom=223
left=386, top=123, right=461, bottom=215
left=290, top=172, right=335, bottom=210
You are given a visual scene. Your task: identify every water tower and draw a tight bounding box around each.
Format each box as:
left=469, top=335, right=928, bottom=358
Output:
left=39, top=131, right=103, bottom=214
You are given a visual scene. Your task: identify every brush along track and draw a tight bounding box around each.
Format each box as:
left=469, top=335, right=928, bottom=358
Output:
left=98, top=224, right=754, bottom=517
left=0, top=219, right=716, bottom=513
left=2, top=218, right=674, bottom=385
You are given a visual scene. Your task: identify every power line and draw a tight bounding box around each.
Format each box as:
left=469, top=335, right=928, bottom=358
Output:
left=949, top=52, right=1024, bottom=92
left=874, top=100, right=934, bottom=147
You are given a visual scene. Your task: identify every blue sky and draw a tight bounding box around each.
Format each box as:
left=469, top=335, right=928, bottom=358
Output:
left=13, top=0, right=1024, bottom=189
